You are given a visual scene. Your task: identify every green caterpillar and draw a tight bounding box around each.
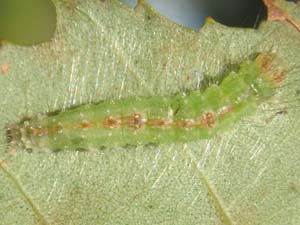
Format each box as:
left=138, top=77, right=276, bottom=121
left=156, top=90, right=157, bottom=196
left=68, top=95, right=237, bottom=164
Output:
left=6, top=53, right=284, bottom=151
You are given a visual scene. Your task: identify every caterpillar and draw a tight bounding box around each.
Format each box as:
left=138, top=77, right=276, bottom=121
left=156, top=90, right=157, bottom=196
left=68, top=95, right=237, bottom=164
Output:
left=6, top=53, right=284, bottom=151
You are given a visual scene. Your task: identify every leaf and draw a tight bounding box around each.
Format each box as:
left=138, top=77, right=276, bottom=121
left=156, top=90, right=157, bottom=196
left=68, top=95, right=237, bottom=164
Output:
left=0, top=0, right=300, bottom=224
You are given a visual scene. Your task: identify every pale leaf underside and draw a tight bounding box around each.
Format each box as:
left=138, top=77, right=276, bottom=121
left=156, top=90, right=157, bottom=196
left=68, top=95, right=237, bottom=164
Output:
left=0, top=0, right=300, bottom=224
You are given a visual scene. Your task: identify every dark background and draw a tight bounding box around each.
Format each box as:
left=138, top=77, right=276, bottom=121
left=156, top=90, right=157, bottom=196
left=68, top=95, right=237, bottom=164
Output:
left=0, top=0, right=296, bottom=45
left=122, top=0, right=267, bottom=29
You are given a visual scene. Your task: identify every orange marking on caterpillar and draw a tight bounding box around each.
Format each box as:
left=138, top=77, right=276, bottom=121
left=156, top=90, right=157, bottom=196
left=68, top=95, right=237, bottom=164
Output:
left=200, top=112, right=216, bottom=128
left=79, top=120, right=94, bottom=129
left=217, top=105, right=234, bottom=116
left=146, top=118, right=169, bottom=128
left=30, top=127, right=49, bottom=136
left=102, top=116, right=122, bottom=128
left=123, top=113, right=147, bottom=129
left=173, top=119, right=196, bottom=129
left=4, top=54, right=285, bottom=151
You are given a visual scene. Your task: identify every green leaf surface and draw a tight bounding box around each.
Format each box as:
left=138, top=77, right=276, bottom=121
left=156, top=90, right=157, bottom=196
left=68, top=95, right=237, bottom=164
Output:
left=0, top=0, right=300, bottom=224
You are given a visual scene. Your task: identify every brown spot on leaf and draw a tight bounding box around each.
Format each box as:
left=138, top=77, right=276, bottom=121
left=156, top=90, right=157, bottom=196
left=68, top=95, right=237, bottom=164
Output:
left=265, top=109, right=288, bottom=123
left=263, top=0, right=286, bottom=21
left=63, top=0, right=79, bottom=12
left=257, top=53, right=274, bottom=71
left=288, top=182, right=300, bottom=193
left=0, top=63, right=10, bottom=75
left=272, top=71, right=285, bottom=84
left=256, top=53, right=285, bottom=85
left=0, top=159, right=8, bottom=166
left=263, top=0, right=300, bottom=32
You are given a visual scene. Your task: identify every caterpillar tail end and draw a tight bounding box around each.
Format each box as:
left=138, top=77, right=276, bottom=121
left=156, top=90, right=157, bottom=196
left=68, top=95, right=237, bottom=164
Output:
left=5, top=124, right=29, bottom=152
